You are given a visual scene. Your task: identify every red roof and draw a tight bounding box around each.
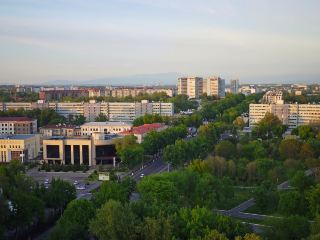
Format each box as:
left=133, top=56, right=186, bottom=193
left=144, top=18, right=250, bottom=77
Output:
left=0, top=117, right=35, bottom=122
left=120, top=123, right=165, bottom=135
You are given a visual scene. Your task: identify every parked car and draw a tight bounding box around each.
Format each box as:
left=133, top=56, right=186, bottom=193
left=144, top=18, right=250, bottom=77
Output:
left=76, top=185, right=86, bottom=190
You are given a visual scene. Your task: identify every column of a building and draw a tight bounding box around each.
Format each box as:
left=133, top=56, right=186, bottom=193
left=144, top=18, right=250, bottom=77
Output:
left=80, top=145, right=83, bottom=165
left=71, top=145, right=74, bottom=165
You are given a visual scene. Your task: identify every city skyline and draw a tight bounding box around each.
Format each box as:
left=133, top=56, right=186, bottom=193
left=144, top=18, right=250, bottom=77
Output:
left=1, top=0, right=320, bottom=84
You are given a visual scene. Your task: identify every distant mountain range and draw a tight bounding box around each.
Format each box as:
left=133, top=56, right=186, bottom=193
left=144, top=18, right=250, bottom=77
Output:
left=42, top=72, right=181, bottom=86
left=39, top=72, right=319, bottom=86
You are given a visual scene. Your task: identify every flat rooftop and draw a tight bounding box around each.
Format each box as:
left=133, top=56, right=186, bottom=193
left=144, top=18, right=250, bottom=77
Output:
left=0, top=117, right=36, bottom=122
left=0, top=134, right=37, bottom=140
left=81, top=121, right=132, bottom=127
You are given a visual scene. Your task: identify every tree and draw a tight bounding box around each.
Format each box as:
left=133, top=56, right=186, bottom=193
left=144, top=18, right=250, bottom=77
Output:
left=206, top=156, right=227, bottom=178
left=71, top=115, right=86, bottom=125
left=114, top=135, right=144, bottom=168
left=254, top=182, right=279, bottom=213
left=93, top=178, right=134, bottom=207
left=306, top=183, right=320, bottom=218
left=290, top=170, right=314, bottom=192
left=278, top=191, right=307, bottom=216
left=203, top=230, right=228, bottom=240
left=49, top=199, right=95, bottom=240
left=253, top=112, right=285, bottom=139
left=239, top=141, right=266, bottom=160
left=215, top=140, right=236, bottom=159
left=137, top=175, right=178, bottom=209
left=279, top=138, right=301, bottom=159
left=9, top=190, right=44, bottom=235
left=265, top=215, right=310, bottom=240
left=300, top=142, right=315, bottom=159
left=246, top=161, right=257, bottom=183
left=45, top=179, right=76, bottom=214
left=233, top=116, right=246, bottom=130
left=89, top=200, right=137, bottom=240
left=235, top=233, right=263, bottom=240
left=292, top=125, right=316, bottom=140
left=198, top=123, right=218, bottom=144
left=143, top=213, right=173, bottom=240
left=95, top=113, right=107, bottom=122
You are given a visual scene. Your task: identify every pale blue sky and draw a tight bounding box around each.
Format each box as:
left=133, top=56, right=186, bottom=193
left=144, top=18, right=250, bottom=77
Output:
left=0, top=0, right=320, bottom=84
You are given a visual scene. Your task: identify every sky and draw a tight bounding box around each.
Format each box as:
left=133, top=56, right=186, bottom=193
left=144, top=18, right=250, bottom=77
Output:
left=0, top=0, right=320, bottom=85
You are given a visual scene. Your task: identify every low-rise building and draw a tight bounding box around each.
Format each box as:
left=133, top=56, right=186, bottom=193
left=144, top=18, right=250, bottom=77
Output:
left=80, top=122, right=132, bottom=136
left=0, top=134, right=41, bottom=163
left=40, top=124, right=80, bottom=137
left=42, top=133, right=122, bottom=166
left=262, top=90, right=284, bottom=104
left=119, top=123, right=167, bottom=143
left=0, top=117, right=37, bottom=135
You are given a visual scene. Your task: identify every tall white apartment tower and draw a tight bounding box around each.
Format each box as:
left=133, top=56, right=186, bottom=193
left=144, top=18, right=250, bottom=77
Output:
left=178, top=77, right=203, bottom=99
left=187, top=77, right=203, bottom=99
left=177, top=77, right=188, bottom=95
left=203, top=77, right=225, bottom=98
left=230, top=79, right=239, bottom=94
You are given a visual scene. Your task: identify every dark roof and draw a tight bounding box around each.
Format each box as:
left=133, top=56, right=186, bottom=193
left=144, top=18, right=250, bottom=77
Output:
left=40, top=124, right=76, bottom=129
left=0, top=117, right=36, bottom=122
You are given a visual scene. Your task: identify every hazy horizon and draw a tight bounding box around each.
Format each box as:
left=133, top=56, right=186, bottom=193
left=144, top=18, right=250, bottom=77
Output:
left=1, top=0, right=320, bottom=84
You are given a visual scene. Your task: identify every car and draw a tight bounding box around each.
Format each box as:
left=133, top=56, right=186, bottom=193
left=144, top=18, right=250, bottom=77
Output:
left=73, top=180, right=79, bottom=185
left=140, top=173, right=145, bottom=178
left=44, top=178, right=49, bottom=184
left=76, top=185, right=86, bottom=190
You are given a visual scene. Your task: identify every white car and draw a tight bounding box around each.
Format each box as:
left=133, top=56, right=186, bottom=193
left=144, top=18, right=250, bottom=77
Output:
left=73, top=180, right=79, bottom=185
left=76, top=185, right=86, bottom=190
left=140, top=173, right=145, bottom=178
left=44, top=178, right=49, bottom=184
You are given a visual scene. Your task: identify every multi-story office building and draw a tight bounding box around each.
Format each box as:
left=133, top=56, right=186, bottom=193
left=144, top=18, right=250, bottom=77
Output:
left=177, top=77, right=203, bottom=99
left=40, top=124, right=80, bottom=137
left=203, top=77, right=225, bottom=98
left=43, top=133, right=121, bottom=166
left=249, top=103, right=320, bottom=130
left=0, top=117, right=37, bottom=135
left=0, top=134, right=40, bottom=163
left=230, top=79, right=239, bottom=94
left=80, top=122, right=132, bottom=136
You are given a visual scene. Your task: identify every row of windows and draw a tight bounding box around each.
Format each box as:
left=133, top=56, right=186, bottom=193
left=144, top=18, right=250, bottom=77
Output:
left=0, top=145, right=22, bottom=149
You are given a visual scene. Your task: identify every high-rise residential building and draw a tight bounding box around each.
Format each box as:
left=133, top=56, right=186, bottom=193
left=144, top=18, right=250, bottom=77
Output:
left=203, top=77, right=225, bottom=98
left=230, top=79, right=239, bottom=94
left=177, top=77, right=203, bottom=98
left=187, top=77, right=203, bottom=99
left=177, top=77, right=188, bottom=95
